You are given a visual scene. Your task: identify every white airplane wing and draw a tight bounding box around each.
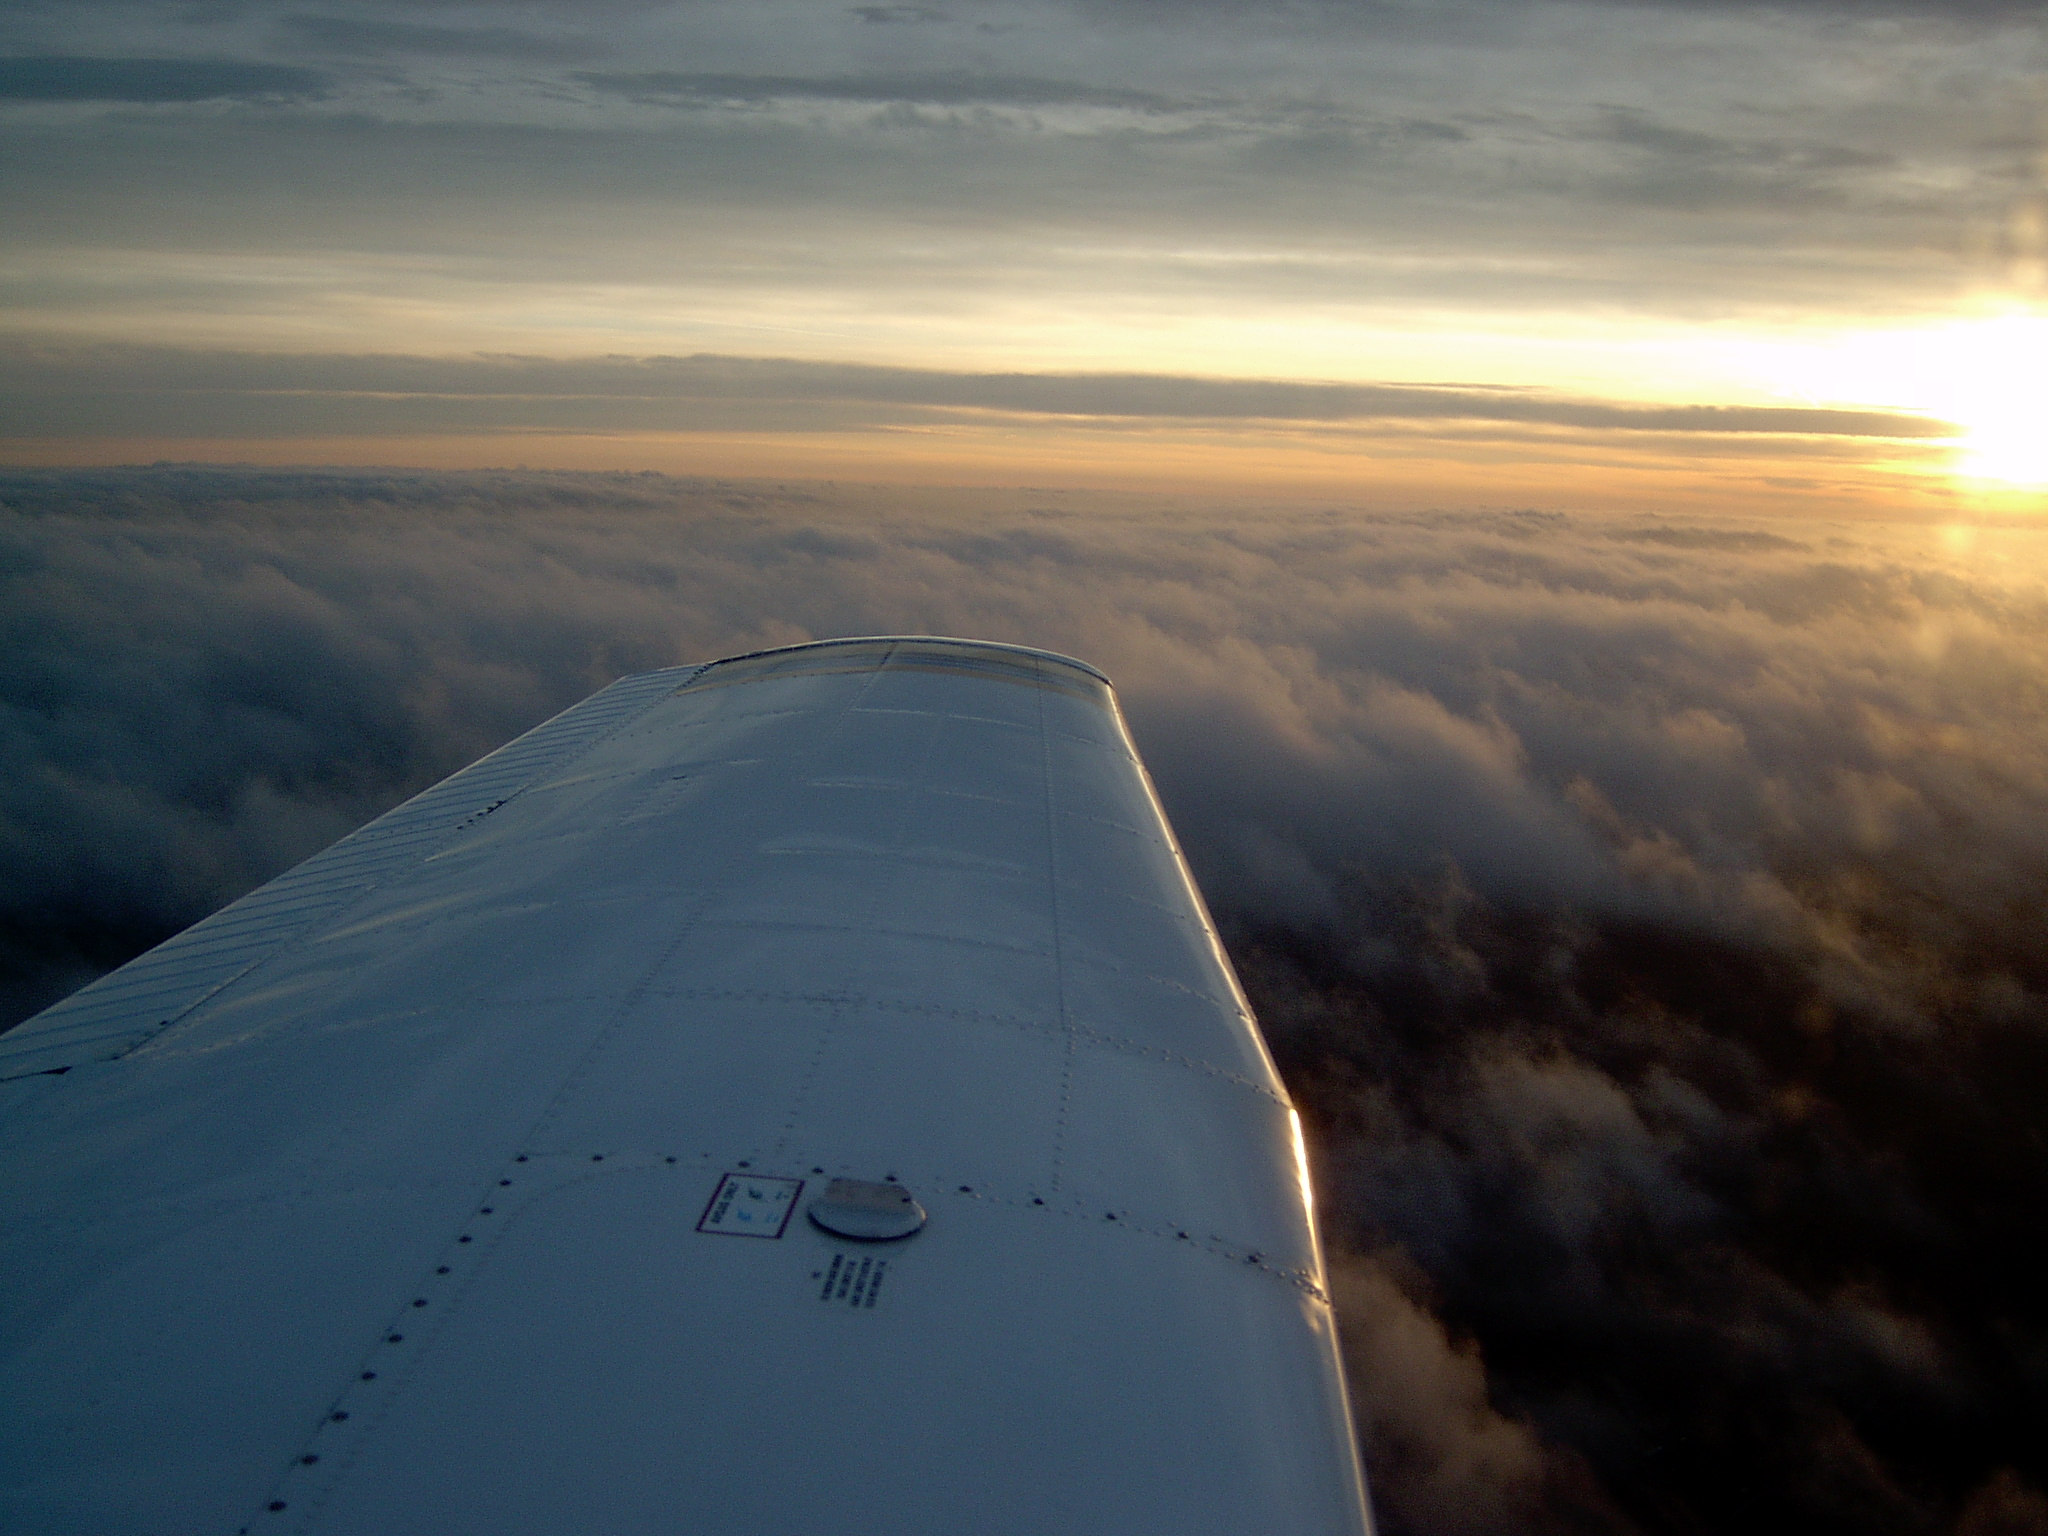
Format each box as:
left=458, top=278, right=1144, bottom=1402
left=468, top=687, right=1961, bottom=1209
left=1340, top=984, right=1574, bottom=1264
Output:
left=0, top=636, right=1373, bottom=1536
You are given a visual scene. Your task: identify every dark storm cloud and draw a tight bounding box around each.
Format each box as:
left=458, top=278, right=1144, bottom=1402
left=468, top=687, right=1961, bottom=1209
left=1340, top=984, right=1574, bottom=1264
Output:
left=4, top=467, right=2045, bottom=1535
left=0, top=342, right=1952, bottom=442
left=0, top=55, right=329, bottom=102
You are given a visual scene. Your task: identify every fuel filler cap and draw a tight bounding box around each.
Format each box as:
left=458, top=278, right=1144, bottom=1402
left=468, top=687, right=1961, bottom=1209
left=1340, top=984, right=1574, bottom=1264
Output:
left=808, top=1178, right=927, bottom=1241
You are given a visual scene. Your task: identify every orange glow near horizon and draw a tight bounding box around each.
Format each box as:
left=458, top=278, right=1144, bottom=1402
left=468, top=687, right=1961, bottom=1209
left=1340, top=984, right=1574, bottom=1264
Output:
left=6, top=297, right=2040, bottom=519
left=0, top=414, right=1985, bottom=520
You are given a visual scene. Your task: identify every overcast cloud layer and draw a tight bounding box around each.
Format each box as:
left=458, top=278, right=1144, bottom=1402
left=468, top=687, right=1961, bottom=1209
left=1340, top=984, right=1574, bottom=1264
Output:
left=5, top=467, right=2046, bottom=1534
left=1, top=0, right=2041, bottom=407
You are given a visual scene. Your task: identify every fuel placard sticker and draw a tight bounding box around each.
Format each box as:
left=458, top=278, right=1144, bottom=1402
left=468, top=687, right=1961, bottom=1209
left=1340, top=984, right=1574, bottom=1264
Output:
left=697, top=1173, right=803, bottom=1238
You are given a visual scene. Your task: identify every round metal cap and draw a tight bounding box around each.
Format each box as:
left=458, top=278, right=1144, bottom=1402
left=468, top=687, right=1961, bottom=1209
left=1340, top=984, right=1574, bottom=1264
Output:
left=808, top=1178, right=927, bottom=1241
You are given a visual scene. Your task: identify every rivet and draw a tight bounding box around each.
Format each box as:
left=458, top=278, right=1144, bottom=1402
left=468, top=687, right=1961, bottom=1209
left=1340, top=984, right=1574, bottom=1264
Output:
left=480, top=1207, right=494, bottom=1214
left=300, top=1454, right=319, bottom=1465
left=387, top=1334, right=404, bottom=1343
left=665, top=1156, right=677, bottom=1164
left=458, top=1235, right=472, bottom=1243
left=330, top=1411, right=349, bottom=1422
left=436, top=1266, right=450, bottom=1274
left=515, top=1155, right=528, bottom=1163
left=268, top=1501, right=287, bottom=1512
left=412, top=1299, right=428, bottom=1308
left=591, top=1155, right=604, bottom=1163
left=360, top=1372, right=376, bottom=1381
left=499, top=1179, right=511, bottom=1187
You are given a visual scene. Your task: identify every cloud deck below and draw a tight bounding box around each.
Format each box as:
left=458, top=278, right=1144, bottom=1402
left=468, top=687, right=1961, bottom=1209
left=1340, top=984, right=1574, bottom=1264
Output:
left=3, top=467, right=2044, bottom=1536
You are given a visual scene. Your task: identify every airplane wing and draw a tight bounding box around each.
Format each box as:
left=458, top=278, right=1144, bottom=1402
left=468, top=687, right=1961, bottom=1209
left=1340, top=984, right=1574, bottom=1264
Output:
left=0, top=636, right=1373, bottom=1535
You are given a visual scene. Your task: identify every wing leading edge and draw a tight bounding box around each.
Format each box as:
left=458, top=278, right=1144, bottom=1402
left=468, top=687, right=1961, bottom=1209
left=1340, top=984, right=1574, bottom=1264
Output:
left=0, top=636, right=1374, bottom=1536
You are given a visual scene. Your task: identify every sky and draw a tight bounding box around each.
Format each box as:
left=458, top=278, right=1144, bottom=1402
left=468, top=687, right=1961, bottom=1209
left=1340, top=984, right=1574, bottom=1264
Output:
left=2, top=0, right=2046, bottom=509
left=6, top=466, right=2048, bottom=1535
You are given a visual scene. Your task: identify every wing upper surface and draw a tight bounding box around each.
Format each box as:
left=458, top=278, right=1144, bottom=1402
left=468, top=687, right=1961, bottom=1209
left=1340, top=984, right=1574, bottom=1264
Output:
left=0, top=665, right=699, bottom=1082
left=0, top=637, right=1372, bottom=1536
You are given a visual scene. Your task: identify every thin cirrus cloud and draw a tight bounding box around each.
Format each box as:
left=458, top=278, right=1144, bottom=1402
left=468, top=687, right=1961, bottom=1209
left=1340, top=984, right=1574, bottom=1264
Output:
left=0, top=341, right=1963, bottom=516
left=0, top=55, right=331, bottom=102
left=571, top=67, right=1189, bottom=111
left=0, top=342, right=1954, bottom=439
left=850, top=5, right=951, bottom=23
left=277, top=16, right=601, bottom=63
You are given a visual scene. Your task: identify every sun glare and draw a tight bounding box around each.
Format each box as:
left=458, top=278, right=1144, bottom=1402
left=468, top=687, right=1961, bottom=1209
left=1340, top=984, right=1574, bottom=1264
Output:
left=1928, top=317, right=2048, bottom=489
left=1740, top=313, right=2048, bottom=493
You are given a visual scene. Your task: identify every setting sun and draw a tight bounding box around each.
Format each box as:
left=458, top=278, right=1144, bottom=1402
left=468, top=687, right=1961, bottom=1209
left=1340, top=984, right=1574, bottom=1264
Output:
left=1748, top=314, right=2048, bottom=493
left=1943, top=326, right=2048, bottom=489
